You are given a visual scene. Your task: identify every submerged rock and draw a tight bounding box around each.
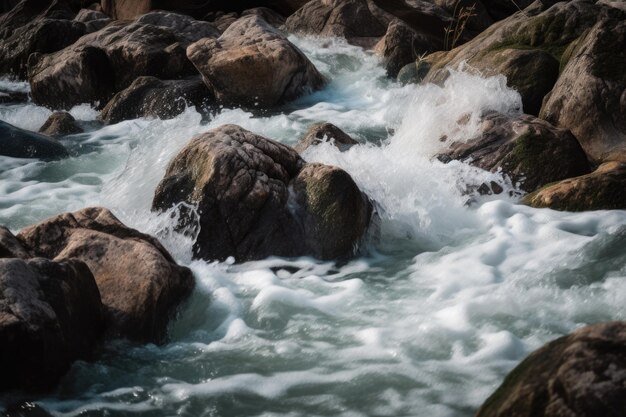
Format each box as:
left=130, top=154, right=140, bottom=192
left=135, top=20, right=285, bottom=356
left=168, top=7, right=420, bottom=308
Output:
left=436, top=112, right=591, bottom=193
left=99, top=76, right=213, bottom=124
left=540, top=15, right=626, bottom=163
left=0, top=120, right=69, bottom=160
left=476, top=321, right=626, bottom=417
left=524, top=162, right=626, bottom=211
left=294, top=122, right=359, bottom=153
left=0, top=256, right=103, bottom=391
left=17, top=207, right=194, bottom=343
left=152, top=124, right=372, bottom=262
left=39, top=111, right=83, bottom=136
left=187, top=15, right=325, bottom=107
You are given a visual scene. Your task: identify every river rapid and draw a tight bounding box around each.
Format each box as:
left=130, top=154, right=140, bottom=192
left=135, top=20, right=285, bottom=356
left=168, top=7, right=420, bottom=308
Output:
left=1, top=37, right=625, bottom=417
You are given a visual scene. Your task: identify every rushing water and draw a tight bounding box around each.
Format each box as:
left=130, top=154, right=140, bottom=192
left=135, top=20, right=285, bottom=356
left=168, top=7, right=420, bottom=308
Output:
left=1, top=37, right=625, bottom=417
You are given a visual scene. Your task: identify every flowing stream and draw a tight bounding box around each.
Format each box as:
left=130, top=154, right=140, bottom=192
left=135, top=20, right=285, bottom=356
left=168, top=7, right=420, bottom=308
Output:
left=1, top=37, right=625, bottom=417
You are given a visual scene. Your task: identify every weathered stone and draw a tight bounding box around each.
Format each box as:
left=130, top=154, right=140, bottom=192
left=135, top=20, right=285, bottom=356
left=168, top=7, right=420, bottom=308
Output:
left=135, top=10, right=219, bottom=42
left=0, top=0, right=75, bottom=40
left=0, top=257, right=103, bottom=391
left=99, top=76, right=213, bottom=124
left=476, top=321, right=626, bottom=417
left=436, top=112, right=591, bottom=192
left=39, top=111, right=83, bottom=136
left=524, top=162, right=626, bottom=211
left=241, top=7, right=286, bottom=28
left=397, top=60, right=431, bottom=84
left=295, top=122, right=359, bottom=153
left=0, top=120, right=69, bottom=160
left=187, top=15, right=325, bottom=107
left=152, top=124, right=372, bottom=262
left=540, top=16, right=626, bottom=163
left=74, top=8, right=110, bottom=33
left=0, top=226, right=31, bottom=259
left=17, top=207, right=194, bottom=343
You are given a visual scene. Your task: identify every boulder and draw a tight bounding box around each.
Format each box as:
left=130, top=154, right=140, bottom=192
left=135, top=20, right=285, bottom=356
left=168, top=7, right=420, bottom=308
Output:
left=524, top=162, right=626, bottom=211
left=540, top=16, right=626, bottom=163
left=370, top=0, right=451, bottom=43
left=39, top=111, right=83, bottom=136
left=0, top=0, right=76, bottom=40
left=422, top=0, right=611, bottom=116
left=17, top=207, right=194, bottom=343
left=284, top=0, right=388, bottom=48
left=294, top=122, right=358, bottom=153
left=100, top=0, right=218, bottom=20
left=476, top=321, right=626, bottom=417
left=28, top=16, right=204, bottom=109
left=397, top=59, right=431, bottom=84
left=99, top=76, right=213, bottom=124
left=0, top=18, right=86, bottom=78
left=0, top=120, right=69, bottom=160
left=134, top=10, right=219, bottom=42
left=152, top=124, right=372, bottom=262
left=241, top=7, right=286, bottom=28
left=0, top=256, right=103, bottom=391
left=436, top=112, right=591, bottom=193
left=187, top=15, right=325, bottom=107
left=205, top=11, right=238, bottom=32
left=74, top=8, right=110, bottom=33
left=0, top=226, right=31, bottom=259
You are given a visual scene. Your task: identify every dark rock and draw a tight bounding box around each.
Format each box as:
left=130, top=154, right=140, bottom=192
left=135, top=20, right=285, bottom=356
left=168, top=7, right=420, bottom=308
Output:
left=540, top=16, right=626, bottom=163
left=3, top=402, right=54, bottom=417
left=0, top=120, right=69, bottom=160
left=135, top=10, right=219, bottom=42
left=74, top=8, right=110, bottom=33
left=0, top=90, right=28, bottom=104
left=241, top=7, right=286, bottom=28
left=397, top=60, right=431, bottom=84
left=0, top=256, right=103, bottom=391
left=39, top=111, right=83, bottom=136
left=187, top=15, right=325, bottom=107
left=0, top=0, right=76, bottom=40
left=436, top=112, right=591, bottom=193
left=28, top=17, right=203, bottom=109
left=294, top=122, right=358, bottom=153
left=0, top=226, right=31, bottom=259
left=0, top=18, right=86, bottom=78
left=524, top=162, right=626, bottom=211
left=100, top=0, right=219, bottom=20
left=207, top=11, right=238, bottom=32
left=284, top=0, right=387, bottom=48
left=99, top=76, right=213, bottom=124
left=370, top=0, right=451, bottom=43
left=476, top=321, right=626, bottom=417
left=17, top=207, right=194, bottom=343
left=152, top=124, right=372, bottom=262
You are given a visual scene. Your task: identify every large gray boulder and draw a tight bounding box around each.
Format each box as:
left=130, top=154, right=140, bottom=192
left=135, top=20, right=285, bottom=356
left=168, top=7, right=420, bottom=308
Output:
left=0, top=256, right=103, bottom=392
left=476, top=321, right=626, bottom=417
left=0, top=120, right=69, bottom=160
left=187, top=15, right=325, bottom=107
left=152, top=125, right=372, bottom=262
left=17, top=207, right=194, bottom=343
left=540, top=15, right=626, bottom=163
left=437, top=112, right=591, bottom=193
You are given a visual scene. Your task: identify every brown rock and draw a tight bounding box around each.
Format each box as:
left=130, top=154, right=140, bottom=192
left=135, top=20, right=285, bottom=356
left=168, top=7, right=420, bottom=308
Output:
left=524, top=162, right=626, bottom=211
left=0, top=257, right=103, bottom=391
left=540, top=16, right=626, bottom=163
left=0, top=226, right=31, bottom=259
left=294, top=122, right=358, bottom=153
left=39, top=111, right=83, bottom=136
left=437, top=112, right=591, bottom=192
left=187, top=15, right=325, bottom=107
left=152, top=124, right=372, bottom=262
left=17, top=207, right=194, bottom=343
left=476, top=321, right=626, bottom=417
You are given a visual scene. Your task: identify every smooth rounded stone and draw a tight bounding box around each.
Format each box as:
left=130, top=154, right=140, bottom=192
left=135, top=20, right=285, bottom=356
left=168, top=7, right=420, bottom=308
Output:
left=374, top=18, right=439, bottom=78
left=0, top=257, right=104, bottom=392
left=397, top=60, right=431, bottom=85
left=152, top=124, right=372, bottom=262
left=28, top=17, right=202, bottom=109
left=186, top=15, right=325, bottom=107
left=38, top=111, right=83, bottom=136
left=99, top=76, right=214, bottom=124
left=523, top=161, right=626, bottom=211
left=540, top=16, right=626, bottom=163
left=422, top=0, right=611, bottom=113
left=135, top=10, right=219, bottom=42
left=0, top=120, right=69, bottom=160
left=436, top=112, right=591, bottom=193
left=284, top=0, right=388, bottom=48
left=292, top=163, right=373, bottom=259
left=476, top=321, right=626, bottom=417
left=294, top=122, right=359, bottom=153
left=17, top=207, right=195, bottom=343
left=0, top=18, right=85, bottom=78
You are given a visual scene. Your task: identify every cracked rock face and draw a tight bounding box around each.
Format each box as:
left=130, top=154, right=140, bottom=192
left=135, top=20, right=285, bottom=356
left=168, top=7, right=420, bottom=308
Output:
left=152, top=124, right=372, bottom=262
left=17, top=207, right=195, bottom=343
left=476, top=321, right=626, bottom=417
left=0, top=256, right=103, bottom=391
left=186, top=15, right=326, bottom=107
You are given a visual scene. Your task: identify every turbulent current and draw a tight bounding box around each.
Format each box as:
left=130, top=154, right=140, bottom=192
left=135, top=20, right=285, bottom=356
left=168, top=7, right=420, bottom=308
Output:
left=1, top=37, right=625, bottom=417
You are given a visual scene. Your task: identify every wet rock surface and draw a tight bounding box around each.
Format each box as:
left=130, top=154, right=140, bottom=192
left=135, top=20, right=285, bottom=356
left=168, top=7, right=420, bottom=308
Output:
left=0, top=120, right=69, bottom=160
